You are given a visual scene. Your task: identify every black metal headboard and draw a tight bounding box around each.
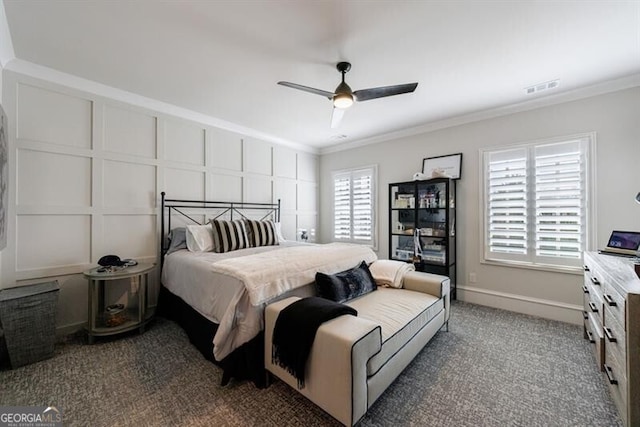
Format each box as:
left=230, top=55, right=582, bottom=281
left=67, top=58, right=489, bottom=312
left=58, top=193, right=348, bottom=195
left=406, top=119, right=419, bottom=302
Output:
left=160, top=192, right=281, bottom=269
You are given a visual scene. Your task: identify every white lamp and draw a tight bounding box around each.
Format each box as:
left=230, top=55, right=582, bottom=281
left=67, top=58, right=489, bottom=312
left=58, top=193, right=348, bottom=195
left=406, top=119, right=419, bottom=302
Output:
left=333, top=92, right=354, bottom=109
left=333, top=79, right=354, bottom=109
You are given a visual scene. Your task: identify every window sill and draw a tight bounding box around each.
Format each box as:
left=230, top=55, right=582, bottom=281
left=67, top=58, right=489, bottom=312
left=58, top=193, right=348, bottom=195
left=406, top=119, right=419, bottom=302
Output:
left=480, top=258, right=583, bottom=275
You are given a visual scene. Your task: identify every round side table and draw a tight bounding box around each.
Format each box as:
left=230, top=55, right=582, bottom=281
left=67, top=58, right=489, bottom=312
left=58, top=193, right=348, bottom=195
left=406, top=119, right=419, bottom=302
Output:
left=83, top=263, right=155, bottom=344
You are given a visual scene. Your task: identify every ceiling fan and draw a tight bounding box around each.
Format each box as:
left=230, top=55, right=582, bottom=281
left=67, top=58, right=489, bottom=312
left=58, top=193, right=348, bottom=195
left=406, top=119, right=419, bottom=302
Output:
left=278, top=62, right=418, bottom=128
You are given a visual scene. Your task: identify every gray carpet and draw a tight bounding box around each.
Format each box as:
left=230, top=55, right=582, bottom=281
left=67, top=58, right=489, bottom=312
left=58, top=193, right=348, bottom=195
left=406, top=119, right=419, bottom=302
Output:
left=0, top=301, right=621, bottom=426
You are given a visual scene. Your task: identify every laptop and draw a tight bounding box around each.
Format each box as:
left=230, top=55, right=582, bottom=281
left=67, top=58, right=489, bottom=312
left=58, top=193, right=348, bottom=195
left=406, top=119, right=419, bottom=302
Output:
left=599, top=230, right=640, bottom=257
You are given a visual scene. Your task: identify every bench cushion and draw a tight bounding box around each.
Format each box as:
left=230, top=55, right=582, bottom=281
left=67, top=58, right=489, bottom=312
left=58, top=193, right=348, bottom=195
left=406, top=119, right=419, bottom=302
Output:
left=345, top=287, right=443, bottom=376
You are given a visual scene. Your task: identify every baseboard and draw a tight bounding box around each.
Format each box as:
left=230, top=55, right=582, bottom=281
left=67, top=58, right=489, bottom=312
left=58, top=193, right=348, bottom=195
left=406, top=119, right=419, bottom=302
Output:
left=56, top=321, right=86, bottom=339
left=457, top=285, right=583, bottom=325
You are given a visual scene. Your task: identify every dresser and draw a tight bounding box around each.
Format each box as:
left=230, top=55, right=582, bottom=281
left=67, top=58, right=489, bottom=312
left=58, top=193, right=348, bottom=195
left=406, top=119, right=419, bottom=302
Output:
left=583, top=252, right=640, bottom=426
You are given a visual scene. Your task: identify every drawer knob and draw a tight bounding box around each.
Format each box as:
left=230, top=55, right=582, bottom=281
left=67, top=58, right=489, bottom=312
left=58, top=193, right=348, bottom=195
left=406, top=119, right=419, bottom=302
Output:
left=603, top=294, right=617, bottom=307
left=604, top=327, right=617, bottom=343
left=588, top=302, right=599, bottom=313
left=582, top=285, right=589, bottom=294
left=586, top=329, right=595, bottom=344
left=583, top=311, right=588, bottom=320
left=604, top=364, right=618, bottom=385
left=583, top=265, right=590, bottom=272
left=590, top=277, right=600, bottom=285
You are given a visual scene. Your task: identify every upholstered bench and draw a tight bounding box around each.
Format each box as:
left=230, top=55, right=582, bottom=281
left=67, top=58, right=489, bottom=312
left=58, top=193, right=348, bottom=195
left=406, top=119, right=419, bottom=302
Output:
left=265, top=270, right=450, bottom=426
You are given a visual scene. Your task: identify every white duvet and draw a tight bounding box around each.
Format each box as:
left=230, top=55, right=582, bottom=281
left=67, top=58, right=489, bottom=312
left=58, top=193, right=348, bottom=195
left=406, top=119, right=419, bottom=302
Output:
left=161, top=242, right=377, bottom=360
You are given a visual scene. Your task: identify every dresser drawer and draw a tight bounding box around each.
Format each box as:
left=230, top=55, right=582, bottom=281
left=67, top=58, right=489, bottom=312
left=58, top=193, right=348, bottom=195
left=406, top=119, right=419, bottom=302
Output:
left=604, top=343, right=628, bottom=424
left=584, top=261, right=603, bottom=287
left=583, top=291, right=591, bottom=317
left=603, top=283, right=626, bottom=330
left=587, top=313, right=604, bottom=370
left=604, top=310, right=627, bottom=362
left=585, top=282, right=604, bottom=326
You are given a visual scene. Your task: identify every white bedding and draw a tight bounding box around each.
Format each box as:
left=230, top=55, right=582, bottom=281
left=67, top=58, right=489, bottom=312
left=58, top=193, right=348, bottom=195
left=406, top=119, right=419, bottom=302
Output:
left=161, top=241, right=377, bottom=361
left=211, top=243, right=378, bottom=306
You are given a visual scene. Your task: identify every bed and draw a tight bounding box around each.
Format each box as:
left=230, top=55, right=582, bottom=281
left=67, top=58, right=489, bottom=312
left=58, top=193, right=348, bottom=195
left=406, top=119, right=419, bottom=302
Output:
left=158, top=193, right=377, bottom=386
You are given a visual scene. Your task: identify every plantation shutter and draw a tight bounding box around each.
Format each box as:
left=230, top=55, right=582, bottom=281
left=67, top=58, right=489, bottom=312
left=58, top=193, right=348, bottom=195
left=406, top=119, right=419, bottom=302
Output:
left=534, top=140, right=584, bottom=260
left=487, top=148, right=528, bottom=256
left=352, top=169, right=373, bottom=241
left=332, top=167, right=376, bottom=245
left=333, top=172, right=351, bottom=240
left=483, top=135, right=591, bottom=269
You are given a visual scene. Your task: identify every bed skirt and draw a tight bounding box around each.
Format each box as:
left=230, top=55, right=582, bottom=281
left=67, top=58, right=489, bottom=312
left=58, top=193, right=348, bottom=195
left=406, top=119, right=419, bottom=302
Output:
left=156, top=285, right=267, bottom=388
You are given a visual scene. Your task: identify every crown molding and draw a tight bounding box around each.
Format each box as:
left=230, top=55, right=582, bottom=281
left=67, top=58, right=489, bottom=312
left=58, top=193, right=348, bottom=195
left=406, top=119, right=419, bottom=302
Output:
left=0, top=1, right=16, bottom=68
left=4, top=58, right=317, bottom=154
left=320, top=73, right=640, bottom=155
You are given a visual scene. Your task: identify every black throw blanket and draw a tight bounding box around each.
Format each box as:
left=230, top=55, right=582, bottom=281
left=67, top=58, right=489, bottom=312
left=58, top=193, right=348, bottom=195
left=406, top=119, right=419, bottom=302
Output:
left=272, top=297, right=357, bottom=388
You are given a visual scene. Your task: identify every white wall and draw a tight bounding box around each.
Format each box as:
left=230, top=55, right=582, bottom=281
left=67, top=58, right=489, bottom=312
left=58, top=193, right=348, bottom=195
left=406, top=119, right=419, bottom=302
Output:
left=0, top=0, right=14, bottom=286
left=0, top=63, right=4, bottom=283
left=320, top=86, right=640, bottom=324
left=1, top=70, right=318, bottom=334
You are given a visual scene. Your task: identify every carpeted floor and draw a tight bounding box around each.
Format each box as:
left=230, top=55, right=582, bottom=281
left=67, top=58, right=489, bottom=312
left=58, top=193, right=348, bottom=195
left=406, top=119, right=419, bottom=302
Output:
left=0, top=301, right=621, bottom=426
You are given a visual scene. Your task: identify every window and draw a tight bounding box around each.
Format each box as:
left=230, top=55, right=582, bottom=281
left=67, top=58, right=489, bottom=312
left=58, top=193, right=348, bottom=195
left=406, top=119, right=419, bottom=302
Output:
left=332, top=166, right=377, bottom=247
left=481, top=134, right=594, bottom=270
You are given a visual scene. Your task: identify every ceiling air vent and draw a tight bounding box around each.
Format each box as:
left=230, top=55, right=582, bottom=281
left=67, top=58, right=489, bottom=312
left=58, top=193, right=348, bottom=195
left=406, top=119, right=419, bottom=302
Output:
left=524, top=79, right=560, bottom=95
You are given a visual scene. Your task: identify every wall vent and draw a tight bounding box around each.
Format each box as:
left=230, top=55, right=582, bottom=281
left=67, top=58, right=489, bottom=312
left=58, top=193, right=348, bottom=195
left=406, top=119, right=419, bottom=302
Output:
left=524, top=79, right=560, bottom=95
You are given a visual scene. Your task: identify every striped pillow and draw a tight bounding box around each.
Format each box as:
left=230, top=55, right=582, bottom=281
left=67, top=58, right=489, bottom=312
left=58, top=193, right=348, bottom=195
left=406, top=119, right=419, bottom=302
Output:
left=211, top=219, right=249, bottom=253
left=245, top=219, right=279, bottom=247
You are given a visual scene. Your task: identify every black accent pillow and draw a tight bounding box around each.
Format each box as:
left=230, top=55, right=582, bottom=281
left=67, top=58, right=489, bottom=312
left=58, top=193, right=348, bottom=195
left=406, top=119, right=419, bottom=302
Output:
left=244, top=219, right=279, bottom=247
left=315, top=261, right=377, bottom=303
left=211, top=219, right=249, bottom=253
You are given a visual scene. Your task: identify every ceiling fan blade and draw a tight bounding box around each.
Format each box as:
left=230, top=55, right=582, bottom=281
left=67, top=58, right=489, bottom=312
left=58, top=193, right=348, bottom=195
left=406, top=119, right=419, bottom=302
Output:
left=353, top=82, right=418, bottom=102
left=277, top=81, right=334, bottom=99
left=330, top=107, right=345, bottom=128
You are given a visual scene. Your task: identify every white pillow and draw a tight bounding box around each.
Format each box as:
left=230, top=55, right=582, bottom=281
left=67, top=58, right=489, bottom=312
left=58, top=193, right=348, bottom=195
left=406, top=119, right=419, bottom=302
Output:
left=275, top=222, right=286, bottom=243
left=185, top=224, right=215, bottom=252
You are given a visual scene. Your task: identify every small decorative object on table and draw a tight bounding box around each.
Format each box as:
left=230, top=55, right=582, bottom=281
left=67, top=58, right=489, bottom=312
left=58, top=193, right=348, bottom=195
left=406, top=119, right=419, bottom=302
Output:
left=96, top=255, right=138, bottom=273
left=105, top=303, right=128, bottom=327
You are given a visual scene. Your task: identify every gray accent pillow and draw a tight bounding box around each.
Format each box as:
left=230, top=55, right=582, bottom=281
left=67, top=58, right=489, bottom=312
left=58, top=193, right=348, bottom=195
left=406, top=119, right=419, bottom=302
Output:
left=166, top=227, right=187, bottom=255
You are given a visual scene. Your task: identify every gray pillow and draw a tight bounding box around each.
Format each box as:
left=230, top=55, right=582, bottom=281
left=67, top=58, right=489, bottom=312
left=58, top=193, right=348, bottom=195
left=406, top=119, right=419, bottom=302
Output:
left=166, top=227, right=188, bottom=255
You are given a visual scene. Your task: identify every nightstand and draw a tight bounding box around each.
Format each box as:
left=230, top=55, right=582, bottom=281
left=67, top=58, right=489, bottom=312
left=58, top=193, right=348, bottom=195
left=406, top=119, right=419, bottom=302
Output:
left=83, top=263, right=155, bottom=344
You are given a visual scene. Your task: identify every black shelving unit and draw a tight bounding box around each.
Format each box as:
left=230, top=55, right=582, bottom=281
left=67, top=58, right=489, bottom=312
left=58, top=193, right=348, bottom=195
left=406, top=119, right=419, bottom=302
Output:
left=389, top=178, right=456, bottom=299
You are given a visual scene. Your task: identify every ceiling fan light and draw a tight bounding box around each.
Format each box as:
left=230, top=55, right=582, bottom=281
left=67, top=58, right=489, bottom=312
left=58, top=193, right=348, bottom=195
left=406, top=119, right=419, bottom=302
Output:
left=333, top=93, right=353, bottom=109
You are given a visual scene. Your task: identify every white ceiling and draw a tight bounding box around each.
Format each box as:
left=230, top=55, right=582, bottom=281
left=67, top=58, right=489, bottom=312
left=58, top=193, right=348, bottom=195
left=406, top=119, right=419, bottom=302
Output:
left=3, top=0, right=640, bottom=150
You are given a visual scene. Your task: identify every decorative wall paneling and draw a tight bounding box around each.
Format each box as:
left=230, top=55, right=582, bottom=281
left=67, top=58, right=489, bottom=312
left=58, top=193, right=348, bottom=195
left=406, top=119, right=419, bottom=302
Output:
left=2, top=71, right=318, bottom=333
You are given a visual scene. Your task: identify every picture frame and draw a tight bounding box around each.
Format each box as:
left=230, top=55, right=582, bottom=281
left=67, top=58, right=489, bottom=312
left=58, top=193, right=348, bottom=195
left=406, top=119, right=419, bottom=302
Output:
left=422, top=153, right=463, bottom=180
